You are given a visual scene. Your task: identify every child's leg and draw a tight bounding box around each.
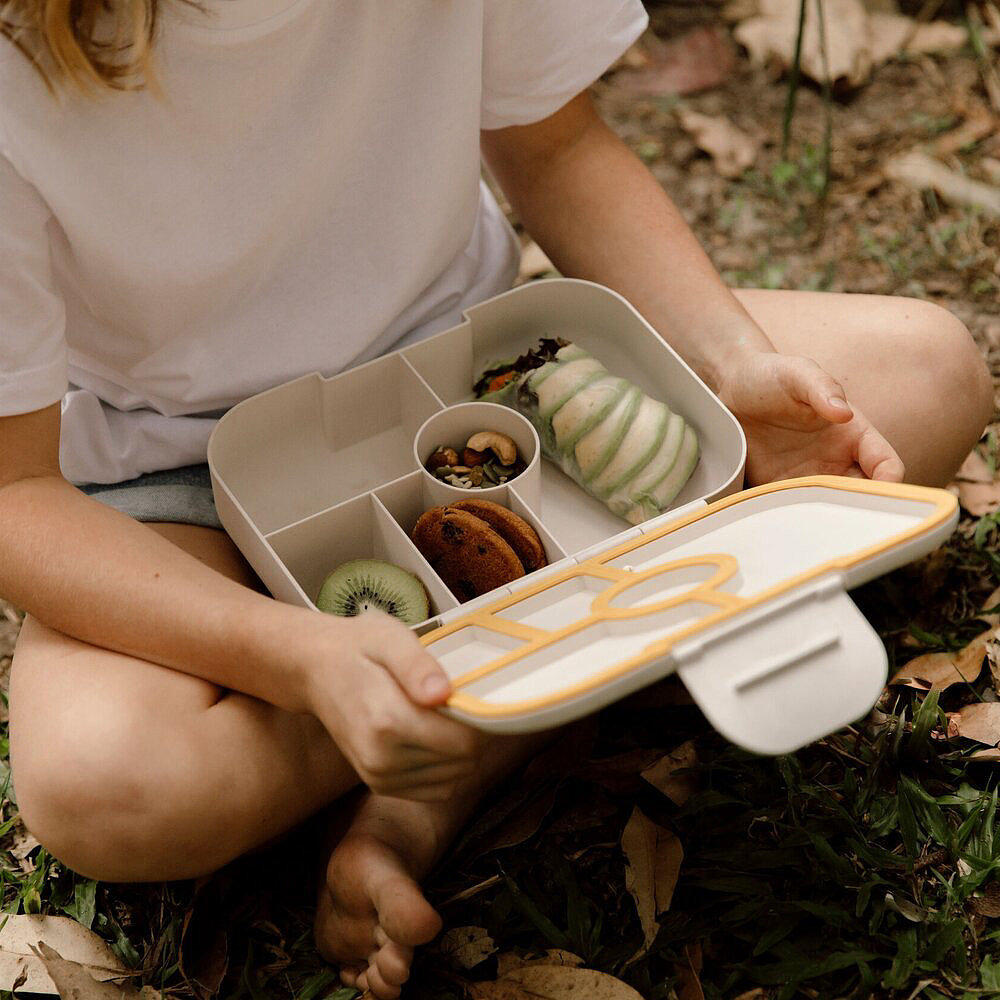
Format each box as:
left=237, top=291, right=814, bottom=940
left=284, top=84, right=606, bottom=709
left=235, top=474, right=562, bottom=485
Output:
left=733, top=290, right=994, bottom=485
left=314, top=733, right=550, bottom=999
left=8, top=522, right=360, bottom=882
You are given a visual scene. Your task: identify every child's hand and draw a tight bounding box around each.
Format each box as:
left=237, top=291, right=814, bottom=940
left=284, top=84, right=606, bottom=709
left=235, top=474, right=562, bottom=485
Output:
left=717, top=352, right=906, bottom=486
left=303, top=610, right=481, bottom=801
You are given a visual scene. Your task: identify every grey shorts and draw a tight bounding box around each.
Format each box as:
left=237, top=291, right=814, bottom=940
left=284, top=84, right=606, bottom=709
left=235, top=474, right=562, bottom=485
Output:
left=77, top=463, right=222, bottom=530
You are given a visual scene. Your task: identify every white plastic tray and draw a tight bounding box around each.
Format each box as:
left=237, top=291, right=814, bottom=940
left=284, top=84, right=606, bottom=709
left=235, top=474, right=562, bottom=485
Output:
left=427, top=477, right=957, bottom=752
left=207, top=278, right=958, bottom=753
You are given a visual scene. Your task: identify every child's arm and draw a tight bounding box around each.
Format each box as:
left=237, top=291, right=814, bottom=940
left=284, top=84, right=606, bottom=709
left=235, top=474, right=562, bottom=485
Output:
left=0, top=404, right=478, bottom=800
left=481, top=93, right=905, bottom=486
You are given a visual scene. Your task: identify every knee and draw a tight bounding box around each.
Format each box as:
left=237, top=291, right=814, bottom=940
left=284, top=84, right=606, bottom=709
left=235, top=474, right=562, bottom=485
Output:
left=904, top=300, right=994, bottom=436
left=11, top=711, right=184, bottom=882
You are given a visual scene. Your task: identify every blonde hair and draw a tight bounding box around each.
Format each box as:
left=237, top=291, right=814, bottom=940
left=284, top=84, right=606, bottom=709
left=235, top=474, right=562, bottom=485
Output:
left=0, top=1, right=196, bottom=94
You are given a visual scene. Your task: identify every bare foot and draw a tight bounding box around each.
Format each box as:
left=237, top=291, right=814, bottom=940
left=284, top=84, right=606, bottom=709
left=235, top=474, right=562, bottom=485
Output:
left=314, top=732, right=553, bottom=998
left=314, top=797, right=444, bottom=998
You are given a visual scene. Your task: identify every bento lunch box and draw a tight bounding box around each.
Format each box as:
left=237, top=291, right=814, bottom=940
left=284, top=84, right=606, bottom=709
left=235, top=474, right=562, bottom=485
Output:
left=207, top=279, right=958, bottom=752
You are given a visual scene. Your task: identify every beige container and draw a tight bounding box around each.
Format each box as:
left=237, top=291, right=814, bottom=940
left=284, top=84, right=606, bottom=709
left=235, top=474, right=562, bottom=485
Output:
left=207, top=278, right=960, bottom=751
left=208, top=278, right=745, bottom=619
left=414, top=401, right=541, bottom=509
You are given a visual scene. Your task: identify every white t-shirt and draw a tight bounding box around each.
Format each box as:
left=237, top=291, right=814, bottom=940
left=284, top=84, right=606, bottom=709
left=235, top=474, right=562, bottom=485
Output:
left=0, top=0, right=647, bottom=484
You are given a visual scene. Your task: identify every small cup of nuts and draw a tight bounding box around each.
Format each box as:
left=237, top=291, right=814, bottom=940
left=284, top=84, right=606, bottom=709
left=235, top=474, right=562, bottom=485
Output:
left=413, top=402, right=541, bottom=510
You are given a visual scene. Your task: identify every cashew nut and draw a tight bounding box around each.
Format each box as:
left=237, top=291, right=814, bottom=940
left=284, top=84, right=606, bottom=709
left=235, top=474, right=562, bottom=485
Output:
left=466, top=431, right=518, bottom=466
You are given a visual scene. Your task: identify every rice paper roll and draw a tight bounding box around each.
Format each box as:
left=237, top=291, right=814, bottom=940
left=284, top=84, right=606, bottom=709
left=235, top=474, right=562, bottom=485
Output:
left=475, top=339, right=699, bottom=524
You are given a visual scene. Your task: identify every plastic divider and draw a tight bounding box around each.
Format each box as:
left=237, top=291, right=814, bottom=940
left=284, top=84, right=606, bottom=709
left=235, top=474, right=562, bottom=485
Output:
left=376, top=474, right=569, bottom=609
left=211, top=354, right=446, bottom=536
left=401, top=323, right=474, bottom=406
left=264, top=492, right=458, bottom=623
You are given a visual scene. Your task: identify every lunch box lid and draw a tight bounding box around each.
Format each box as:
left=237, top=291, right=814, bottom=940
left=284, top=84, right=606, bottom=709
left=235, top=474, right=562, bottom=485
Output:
left=425, top=476, right=958, bottom=752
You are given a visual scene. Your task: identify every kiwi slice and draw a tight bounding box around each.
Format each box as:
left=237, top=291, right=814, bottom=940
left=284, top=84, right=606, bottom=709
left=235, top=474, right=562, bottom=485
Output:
left=316, top=558, right=429, bottom=625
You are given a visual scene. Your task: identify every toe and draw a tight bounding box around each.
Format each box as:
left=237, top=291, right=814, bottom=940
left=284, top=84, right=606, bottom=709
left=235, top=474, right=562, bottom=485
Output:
left=372, top=875, right=442, bottom=948
left=362, top=963, right=403, bottom=1000
left=371, top=940, right=412, bottom=987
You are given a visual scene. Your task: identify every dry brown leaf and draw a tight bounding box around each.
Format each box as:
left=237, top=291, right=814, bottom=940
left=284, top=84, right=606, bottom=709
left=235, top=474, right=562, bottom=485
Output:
left=675, top=941, right=705, bottom=1000
left=503, top=965, right=645, bottom=999
left=8, top=827, right=40, bottom=861
left=621, top=807, right=684, bottom=959
left=906, top=20, right=973, bottom=53
left=0, top=915, right=130, bottom=994
left=971, top=881, right=1000, bottom=917
left=885, top=151, right=1000, bottom=220
left=615, top=26, right=737, bottom=96
left=440, top=926, right=497, bottom=971
left=984, top=586, right=1000, bottom=619
left=934, top=115, right=999, bottom=158
left=954, top=702, right=1000, bottom=745
left=495, top=950, right=584, bottom=977
left=735, top=0, right=873, bottom=85
left=468, top=983, right=533, bottom=1000
left=27, top=943, right=154, bottom=1000
left=958, top=480, right=1000, bottom=516
left=956, top=448, right=997, bottom=484
left=733, top=991, right=767, bottom=1000
left=575, top=748, right=664, bottom=794
left=867, top=13, right=918, bottom=64
left=641, top=740, right=699, bottom=806
left=676, top=110, right=758, bottom=178
left=891, top=629, right=993, bottom=690
left=971, top=747, right=1000, bottom=760
left=987, top=639, right=1000, bottom=696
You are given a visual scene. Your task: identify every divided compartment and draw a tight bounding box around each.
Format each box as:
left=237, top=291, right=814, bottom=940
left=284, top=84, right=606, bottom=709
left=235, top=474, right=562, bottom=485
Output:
left=208, top=352, right=444, bottom=535
left=264, top=491, right=456, bottom=623
left=375, top=472, right=569, bottom=614
left=414, top=401, right=541, bottom=510
left=401, top=278, right=746, bottom=553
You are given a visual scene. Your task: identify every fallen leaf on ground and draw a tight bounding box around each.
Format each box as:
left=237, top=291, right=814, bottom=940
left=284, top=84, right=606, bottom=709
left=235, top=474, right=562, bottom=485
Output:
left=732, top=991, right=767, bottom=1000
left=958, top=481, right=1000, bottom=516
left=677, top=109, right=758, bottom=178
left=504, top=965, right=645, bottom=999
left=621, top=806, right=684, bottom=959
left=890, top=629, right=994, bottom=690
left=954, top=702, right=1000, bottom=745
left=575, top=748, right=664, bottom=794
left=934, top=114, right=999, bottom=157
left=956, top=448, right=996, bottom=484
left=735, top=0, right=987, bottom=85
left=674, top=941, right=705, bottom=1000
left=0, top=915, right=130, bottom=994
left=30, top=943, right=157, bottom=1000
left=906, top=20, right=975, bottom=53
left=640, top=740, right=699, bottom=806
left=735, top=0, right=873, bottom=86
left=885, top=151, right=1000, bottom=220
left=496, top=950, right=584, bottom=976
left=440, top=926, right=496, bottom=970
left=179, top=875, right=232, bottom=1000
left=615, top=26, right=737, bottom=96
left=971, top=881, right=1000, bottom=917
left=8, top=827, right=40, bottom=861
